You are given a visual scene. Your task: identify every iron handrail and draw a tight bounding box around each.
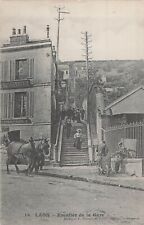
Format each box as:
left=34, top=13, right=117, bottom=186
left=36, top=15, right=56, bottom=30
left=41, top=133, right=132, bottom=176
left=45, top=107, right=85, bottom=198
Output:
left=54, top=118, right=62, bottom=162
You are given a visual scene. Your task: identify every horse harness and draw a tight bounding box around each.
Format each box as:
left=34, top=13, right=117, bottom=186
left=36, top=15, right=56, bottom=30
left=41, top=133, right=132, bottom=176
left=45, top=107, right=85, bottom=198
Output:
left=14, top=143, right=27, bottom=160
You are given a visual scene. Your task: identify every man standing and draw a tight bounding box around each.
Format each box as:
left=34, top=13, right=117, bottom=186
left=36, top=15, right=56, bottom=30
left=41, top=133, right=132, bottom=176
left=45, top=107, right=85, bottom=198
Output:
left=76, top=109, right=81, bottom=123
left=80, top=108, right=85, bottom=120
left=114, top=142, right=127, bottom=173
left=28, top=137, right=38, bottom=173
left=66, top=118, right=72, bottom=138
left=97, top=140, right=109, bottom=175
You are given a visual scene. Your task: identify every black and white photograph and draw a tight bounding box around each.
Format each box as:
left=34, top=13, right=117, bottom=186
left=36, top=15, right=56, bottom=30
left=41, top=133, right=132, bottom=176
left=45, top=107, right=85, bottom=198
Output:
left=0, top=0, right=144, bottom=225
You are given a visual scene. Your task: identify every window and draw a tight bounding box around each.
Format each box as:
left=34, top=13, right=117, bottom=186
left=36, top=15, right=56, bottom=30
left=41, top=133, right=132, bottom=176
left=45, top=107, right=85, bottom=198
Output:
left=15, top=59, right=29, bottom=80
left=14, top=92, right=27, bottom=118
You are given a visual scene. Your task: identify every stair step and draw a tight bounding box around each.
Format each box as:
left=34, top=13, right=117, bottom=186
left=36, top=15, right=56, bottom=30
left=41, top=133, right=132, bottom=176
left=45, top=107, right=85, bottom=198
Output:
left=62, top=152, right=88, bottom=155
left=63, top=143, right=88, bottom=145
left=63, top=142, right=88, bottom=145
left=60, top=162, right=89, bottom=166
left=61, top=157, right=88, bottom=160
left=62, top=146, right=88, bottom=148
left=61, top=151, right=88, bottom=155
left=61, top=161, right=89, bottom=164
left=63, top=137, right=88, bottom=139
left=62, top=151, right=88, bottom=153
left=61, top=155, right=88, bottom=159
left=61, top=122, right=88, bottom=166
left=62, top=146, right=88, bottom=149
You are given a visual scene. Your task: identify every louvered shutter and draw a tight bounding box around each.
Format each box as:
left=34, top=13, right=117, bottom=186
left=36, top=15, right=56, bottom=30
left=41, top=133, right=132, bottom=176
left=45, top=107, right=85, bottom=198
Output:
left=3, top=61, right=8, bottom=81
left=29, top=58, right=34, bottom=78
left=26, top=92, right=30, bottom=117
left=7, top=93, right=11, bottom=118
left=3, top=93, right=8, bottom=118
left=11, top=93, right=14, bottom=118
left=10, top=60, right=15, bottom=80
left=1, top=93, right=4, bottom=118
left=9, top=93, right=14, bottom=118
left=30, top=91, right=34, bottom=117
left=1, top=62, right=4, bottom=81
left=0, top=62, right=2, bottom=81
left=27, top=91, right=34, bottom=117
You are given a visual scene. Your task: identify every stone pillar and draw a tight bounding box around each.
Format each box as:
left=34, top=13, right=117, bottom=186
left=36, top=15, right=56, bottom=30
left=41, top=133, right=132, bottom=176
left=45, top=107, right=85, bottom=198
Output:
left=96, top=92, right=105, bottom=145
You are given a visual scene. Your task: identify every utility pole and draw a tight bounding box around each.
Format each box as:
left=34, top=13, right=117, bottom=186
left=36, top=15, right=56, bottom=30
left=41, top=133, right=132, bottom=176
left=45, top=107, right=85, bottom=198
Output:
left=55, top=7, right=70, bottom=61
left=81, top=31, right=92, bottom=121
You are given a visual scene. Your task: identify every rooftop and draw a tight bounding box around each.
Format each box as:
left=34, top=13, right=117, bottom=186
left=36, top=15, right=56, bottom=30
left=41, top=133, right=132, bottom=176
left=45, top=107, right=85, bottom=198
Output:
left=105, top=86, right=144, bottom=110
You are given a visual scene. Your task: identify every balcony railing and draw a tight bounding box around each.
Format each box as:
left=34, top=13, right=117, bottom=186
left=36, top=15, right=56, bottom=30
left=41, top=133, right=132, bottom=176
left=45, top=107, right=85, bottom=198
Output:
left=1, top=118, right=32, bottom=124
left=1, top=79, right=33, bottom=89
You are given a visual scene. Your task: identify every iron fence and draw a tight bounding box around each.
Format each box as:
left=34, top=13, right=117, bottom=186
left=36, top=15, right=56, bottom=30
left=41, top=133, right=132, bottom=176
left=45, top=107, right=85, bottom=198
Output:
left=103, top=122, right=144, bottom=158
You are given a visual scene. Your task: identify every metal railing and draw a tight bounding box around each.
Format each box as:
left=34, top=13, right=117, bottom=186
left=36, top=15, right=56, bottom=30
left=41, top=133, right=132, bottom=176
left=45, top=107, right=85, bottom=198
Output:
left=53, top=118, right=64, bottom=163
left=53, top=119, right=61, bottom=162
left=57, top=122, right=64, bottom=163
left=104, top=122, right=144, bottom=158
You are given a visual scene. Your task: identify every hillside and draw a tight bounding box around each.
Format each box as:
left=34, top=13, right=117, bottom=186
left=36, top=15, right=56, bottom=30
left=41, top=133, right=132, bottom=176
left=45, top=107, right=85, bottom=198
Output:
left=62, top=60, right=144, bottom=106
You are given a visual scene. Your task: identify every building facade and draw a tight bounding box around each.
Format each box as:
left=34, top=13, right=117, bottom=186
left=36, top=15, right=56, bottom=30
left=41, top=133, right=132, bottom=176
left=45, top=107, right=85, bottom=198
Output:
left=0, top=26, right=56, bottom=141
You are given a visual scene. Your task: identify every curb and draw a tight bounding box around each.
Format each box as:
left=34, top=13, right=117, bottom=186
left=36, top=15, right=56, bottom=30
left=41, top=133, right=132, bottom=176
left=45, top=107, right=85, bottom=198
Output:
left=38, top=171, right=144, bottom=192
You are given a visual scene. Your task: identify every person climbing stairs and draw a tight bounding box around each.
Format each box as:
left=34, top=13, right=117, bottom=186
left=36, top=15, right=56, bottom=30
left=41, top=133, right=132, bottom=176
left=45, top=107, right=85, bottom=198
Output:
left=60, top=121, right=89, bottom=166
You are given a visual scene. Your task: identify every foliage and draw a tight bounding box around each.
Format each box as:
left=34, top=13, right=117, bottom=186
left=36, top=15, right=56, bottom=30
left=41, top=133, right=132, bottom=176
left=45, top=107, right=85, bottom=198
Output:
left=67, top=60, right=144, bottom=106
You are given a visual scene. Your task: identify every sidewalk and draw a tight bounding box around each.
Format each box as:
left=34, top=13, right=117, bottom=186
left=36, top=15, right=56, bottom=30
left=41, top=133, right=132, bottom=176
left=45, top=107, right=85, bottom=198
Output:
left=1, top=150, right=144, bottom=191
left=39, top=165, right=144, bottom=191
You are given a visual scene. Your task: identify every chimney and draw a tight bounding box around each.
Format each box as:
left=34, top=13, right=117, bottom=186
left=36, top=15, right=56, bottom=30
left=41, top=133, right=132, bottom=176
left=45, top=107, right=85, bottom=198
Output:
left=18, top=29, right=21, bottom=35
left=23, top=26, right=26, bottom=34
left=46, top=25, right=50, bottom=38
left=12, top=28, right=16, bottom=35
left=10, top=26, right=29, bottom=46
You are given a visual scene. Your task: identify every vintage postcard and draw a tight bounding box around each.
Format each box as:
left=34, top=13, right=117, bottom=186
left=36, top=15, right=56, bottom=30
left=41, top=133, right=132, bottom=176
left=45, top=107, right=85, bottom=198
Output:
left=0, top=0, right=144, bottom=225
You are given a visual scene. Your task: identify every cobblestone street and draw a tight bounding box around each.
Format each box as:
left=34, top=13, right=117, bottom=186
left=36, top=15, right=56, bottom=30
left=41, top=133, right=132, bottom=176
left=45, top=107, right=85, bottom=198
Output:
left=1, top=170, right=144, bottom=225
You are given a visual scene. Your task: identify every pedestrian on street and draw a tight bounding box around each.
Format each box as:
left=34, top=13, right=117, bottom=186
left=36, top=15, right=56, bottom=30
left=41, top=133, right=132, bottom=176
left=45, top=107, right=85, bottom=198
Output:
left=72, top=108, right=77, bottom=122
left=80, top=107, right=85, bottom=120
left=66, top=118, right=72, bottom=138
left=97, top=140, right=109, bottom=175
left=114, top=142, right=127, bottom=173
left=28, top=137, right=38, bottom=173
left=76, top=109, right=81, bottom=123
left=74, top=129, right=83, bottom=149
left=66, top=107, right=73, bottom=120
left=61, top=108, right=66, bottom=121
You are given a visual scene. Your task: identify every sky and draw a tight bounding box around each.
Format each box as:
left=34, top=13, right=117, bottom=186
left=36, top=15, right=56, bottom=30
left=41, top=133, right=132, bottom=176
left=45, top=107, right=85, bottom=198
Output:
left=0, top=0, right=144, bottom=61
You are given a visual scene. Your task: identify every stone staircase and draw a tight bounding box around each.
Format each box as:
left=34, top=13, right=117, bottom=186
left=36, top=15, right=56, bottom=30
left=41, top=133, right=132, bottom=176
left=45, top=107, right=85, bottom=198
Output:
left=60, top=122, right=89, bottom=166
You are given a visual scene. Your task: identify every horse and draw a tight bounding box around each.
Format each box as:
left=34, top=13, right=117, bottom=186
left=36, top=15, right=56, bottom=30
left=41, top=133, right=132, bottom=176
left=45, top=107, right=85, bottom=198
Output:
left=4, top=139, right=48, bottom=175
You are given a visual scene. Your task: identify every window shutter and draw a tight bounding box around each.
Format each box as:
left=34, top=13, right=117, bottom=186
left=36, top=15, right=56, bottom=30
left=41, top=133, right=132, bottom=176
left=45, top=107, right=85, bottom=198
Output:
left=26, top=91, right=34, bottom=118
left=26, top=92, right=30, bottom=117
left=12, top=93, right=14, bottom=118
left=0, top=62, right=2, bottom=81
left=1, top=62, right=4, bottom=81
left=7, top=93, right=11, bottom=118
left=1, top=94, right=4, bottom=118
left=10, top=93, right=14, bottom=118
left=3, top=93, right=8, bottom=118
left=30, top=91, right=34, bottom=117
left=10, top=60, right=15, bottom=80
left=29, top=58, right=34, bottom=78
left=3, top=61, right=8, bottom=81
